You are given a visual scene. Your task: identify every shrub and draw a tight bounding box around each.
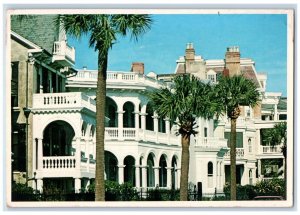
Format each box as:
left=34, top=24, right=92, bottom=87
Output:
left=254, top=178, right=285, bottom=198
left=11, top=183, right=40, bottom=201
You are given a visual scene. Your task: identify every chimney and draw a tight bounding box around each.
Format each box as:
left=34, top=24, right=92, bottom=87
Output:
left=185, top=43, right=195, bottom=73
left=131, top=62, right=144, bottom=74
left=185, top=43, right=195, bottom=61
left=225, top=46, right=241, bottom=77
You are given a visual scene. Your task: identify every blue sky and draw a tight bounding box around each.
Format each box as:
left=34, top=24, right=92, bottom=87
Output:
left=68, top=14, right=287, bottom=96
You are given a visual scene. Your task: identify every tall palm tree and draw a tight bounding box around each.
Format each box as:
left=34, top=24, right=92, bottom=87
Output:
left=148, top=75, right=219, bottom=201
left=60, top=14, right=152, bottom=201
left=214, top=75, right=260, bottom=200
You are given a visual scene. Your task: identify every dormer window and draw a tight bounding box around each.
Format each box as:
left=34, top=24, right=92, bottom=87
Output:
left=207, top=70, right=216, bottom=83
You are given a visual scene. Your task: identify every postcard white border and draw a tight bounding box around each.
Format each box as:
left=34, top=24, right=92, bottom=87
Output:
left=4, top=7, right=295, bottom=209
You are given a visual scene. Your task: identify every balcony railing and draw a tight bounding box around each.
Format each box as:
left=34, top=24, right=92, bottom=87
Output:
left=194, top=137, right=228, bottom=149
left=68, top=71, right=163, bottom=89
left=224, top=148, right=245, bottom=159
left=33, top=92, right=96, bottom=112
left=260, top=145, right=283, bottom=154
left=53, top=41, right=75, bottom=63
left=43, top=156, right=77, bottom=169
left=105, top=128, right=180, bottom=145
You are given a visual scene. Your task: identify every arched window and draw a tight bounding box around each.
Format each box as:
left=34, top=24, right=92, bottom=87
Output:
left=249, top=169, right=253, bottom=185
left=248, top=138, right=252, bottom=153
left=207, top=161, right=213, bottom=188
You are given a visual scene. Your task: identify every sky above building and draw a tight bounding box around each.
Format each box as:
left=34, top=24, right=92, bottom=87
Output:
left=68, top=13, right=288, bottom=96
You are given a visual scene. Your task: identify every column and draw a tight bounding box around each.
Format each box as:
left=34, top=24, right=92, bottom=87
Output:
left=153, top=113, right=159, bottom=143
left=39, top=65, right=43, bottom=93
left=165, top=118, right=171, bottom=145
left=118, top=165, right=125, bottom=184
left=37, top=138, right=43, bottom=170
left=74, top=178, right=81, bottom=193
left=86, top=140, right=89, bottom=172
left=134, top=112, right=140, bottom=140
left=140, top=113, right=147, bottom=130
left=32, top=137, right=37, bottom=171
left=153, top=115, right=159, bottom=133
left=220, top=163, right=225, bottom=191
left=135, top=165, right=141, bottom=187
left=76, top=137, right=81, bottom=170
left=258, top=159, right=262, bottom=179
left=153, top=166, right=160, bottom=187
left=216, top=161, right=219, bottom=191
left=166, top=167, right=173, bottom=189
left=141, top=166, right=147, bottom=189
left=48, top=71, right=52, bottom=93
left=36, top=179, right=43, bottom=193
left=176, top=168, right=181, bottom=189
left=274, top=104, right=278, bottom=121
left=117, top=111, right=125, bottom=141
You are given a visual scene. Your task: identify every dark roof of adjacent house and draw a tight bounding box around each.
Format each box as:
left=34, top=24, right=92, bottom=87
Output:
left=11, top=15, right=59, bottom=54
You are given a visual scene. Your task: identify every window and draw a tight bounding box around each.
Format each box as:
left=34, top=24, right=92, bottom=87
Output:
left=204, top=127, right=208, bottom=137
left=249, top=170, right=253, bottom=185
left=207, top=162, right=213, bottom=188
left=248, top=138, right=252, bottom=153
left=224, top=132, right=243, bottom=148
left=207, top=70, right=216, bottom=83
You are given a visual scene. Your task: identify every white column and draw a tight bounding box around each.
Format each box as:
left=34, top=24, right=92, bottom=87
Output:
left=141, top=166, right=147, bottom=188
left=37, top=138, right=43, bottom=170
left=221, top=163, right=225, bottom=191
left=140, top=113, right=147, bottom=130
left=76, top=137, right=81, bottom=170
left=37, top=179, right=43, bottom=193
left=153, top=115, right=159, bottom=133
left=166, top=167, right=173, bottom=189
left=118, top=165, right=125, bottom=184
left=274, top=104, right=278, bottom=121
left=176, top=168, right=181, bottom=189
left=74, top=178, right=81, bottom=193
left=258, top=159, right=262, bottom=179
left=86, top=140, right=90, bottom=172
left=135, top=165, right=141, bottom=187
left=32, top=137, right=37, bottom=171
left=39, top=65, right=43, bottom=93
left=117, top=111, right=125, bottom=141
left=153, top=166, right=160, bottom=187
left=134, top=112, right=140, bottom=141
left=165, top=118, right=171, bottom=145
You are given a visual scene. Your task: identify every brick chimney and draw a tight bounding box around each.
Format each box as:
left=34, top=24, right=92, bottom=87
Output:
left=131, top=62, right=144, bottom=74
left=185, top=43, right=195, bottom=73
left=225, top=46, right=241, bottom=77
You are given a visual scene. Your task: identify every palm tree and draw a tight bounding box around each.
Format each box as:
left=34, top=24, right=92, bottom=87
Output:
left=148, top=75, right=219, bottom=201
left=214, top=75, right=260, bottom=200
left=60, top=14, right=152, bottom=201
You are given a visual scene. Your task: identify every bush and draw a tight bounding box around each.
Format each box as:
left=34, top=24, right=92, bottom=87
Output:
left=11, top=183, right=41, bottom=201
left=254, top=178, right=285, bottom=198
left=146, top=188, right=180, bottom=201
left=223, top=183, right=256, bottom=200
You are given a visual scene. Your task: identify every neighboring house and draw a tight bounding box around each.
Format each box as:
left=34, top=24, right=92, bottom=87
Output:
left=10, top=16, right=286, bottom=196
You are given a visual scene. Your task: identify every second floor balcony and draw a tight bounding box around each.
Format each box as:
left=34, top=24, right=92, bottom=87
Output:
left=52, top=40, right=75, bottom=67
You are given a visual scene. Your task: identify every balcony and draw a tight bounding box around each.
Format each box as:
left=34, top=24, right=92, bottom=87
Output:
left=52, top=41, right=75, bottom=66
left=194, top=137, right=228, bottom=151
left=105, top=128, right=180, bottom=145
left=32, top=92, right=96, bottom=113
left=67, top=70, right=164, bottom=90
left=224, top=148, right=245, bottom=159
left=259, top=145, right=283, bottom=157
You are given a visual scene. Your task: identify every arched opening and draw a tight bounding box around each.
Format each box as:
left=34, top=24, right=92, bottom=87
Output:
left=123, top=102, right=135, bottom=128
left=105, top=151, right=118, bottom=182
left=158, top=117, right=166, bottom=133
left=90, top=125, right=95, bottom=138
left=105, top=97, right=118, bottom=127
left=171, top=156, right=178, bottom=189
left=147, top=153, right=155, bottom=187
left=159, top=155, right=167, bottom=187
left=146, top=103, right=154, bottom=131
left=43, top=120, right=75, bottom=156
left=124, top=156, right=135, bottom=186
left=208, top=161, right=213, bottom=188
left=81, top=121, right=87, bottom=137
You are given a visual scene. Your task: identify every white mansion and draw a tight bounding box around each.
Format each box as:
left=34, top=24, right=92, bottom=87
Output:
left=10, top=15, right=287, bottom=196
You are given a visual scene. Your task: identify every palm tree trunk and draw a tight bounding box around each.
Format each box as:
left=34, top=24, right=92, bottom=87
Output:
left=230, top=118, right=237, bottom=200
left=180, top=134, right=190, bottom=201
left=95, top=53, right=108, bottom=201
